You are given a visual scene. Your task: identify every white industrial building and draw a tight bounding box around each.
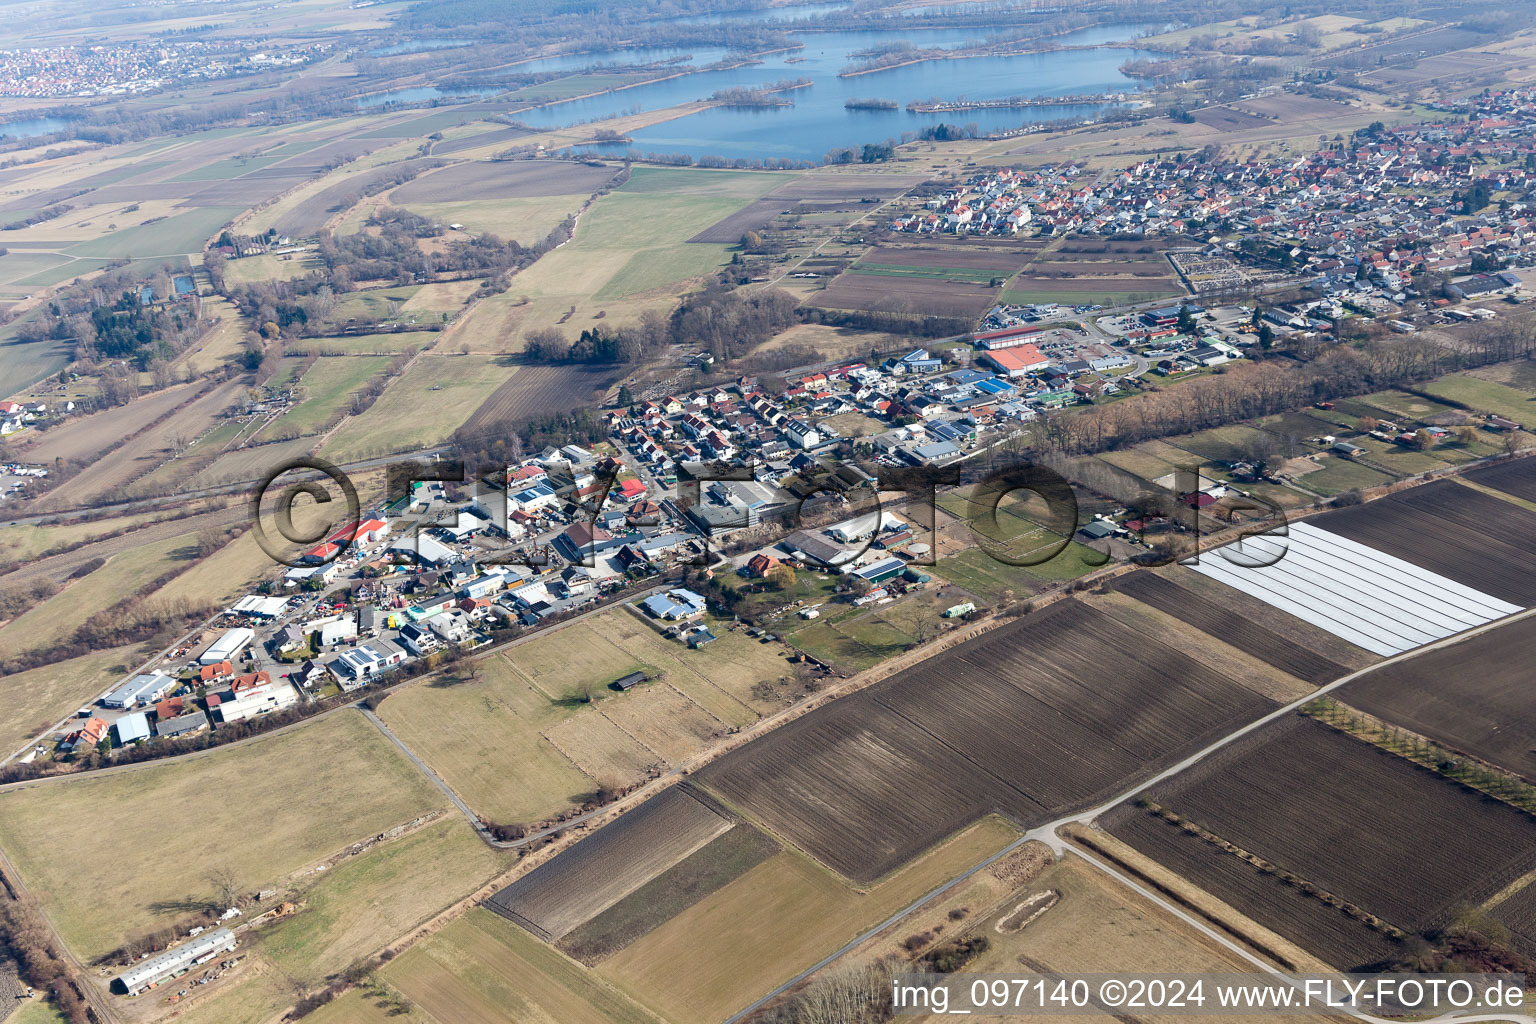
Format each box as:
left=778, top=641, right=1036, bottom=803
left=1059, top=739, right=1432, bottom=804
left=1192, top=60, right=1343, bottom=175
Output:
left=1186, top=521, right=1523, bottom=656
left=112, top=928, right=236, bottom=995
left=317, top=616, right=358, bottom=647
left=200, top=627, right=255, bottom=665
left=103, top=671, right=175, bottom=709
left=214, top=674, right=299, bottom=724
left=827, top=511, right=903, bottom=545
left=232, top=595, right=288, bottom=619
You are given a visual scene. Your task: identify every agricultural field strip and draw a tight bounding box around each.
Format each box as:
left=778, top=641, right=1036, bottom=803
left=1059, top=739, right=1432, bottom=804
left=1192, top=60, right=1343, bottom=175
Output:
left=722, top=603, right=1536, bottom=1023
left=1104, top=715, right=1536, bottom=961
left=1311, top=481, right=1536, bottom=605
left=485, top=787, right=733, bottom=941
left=1463, top=456, right=1536, bottom=504
left=1185, top=522, right=1522, bottom=656
left=1338, top=614, right=1536, bottom=781
left=1110, top=573, right=1348, bottom=685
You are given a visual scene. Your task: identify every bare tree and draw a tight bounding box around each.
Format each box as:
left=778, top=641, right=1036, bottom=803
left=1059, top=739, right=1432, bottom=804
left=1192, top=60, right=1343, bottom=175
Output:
left=890, top=601, right=944, bottom=646
left=207, top=866, right=242, bottom=910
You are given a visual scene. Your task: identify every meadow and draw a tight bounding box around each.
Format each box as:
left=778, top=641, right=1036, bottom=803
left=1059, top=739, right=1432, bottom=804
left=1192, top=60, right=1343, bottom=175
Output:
left=0, top=711, right=448, bottom=962
left=320, top=354, right=514, bottom=461
left=378, top=609, right=789, bottom=824
left=267, top=356, right=392, bottom=437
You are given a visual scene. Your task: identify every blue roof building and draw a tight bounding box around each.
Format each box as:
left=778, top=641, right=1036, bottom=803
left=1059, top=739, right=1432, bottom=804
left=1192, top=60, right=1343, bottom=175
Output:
left=641, top=588, right=708, bottom=621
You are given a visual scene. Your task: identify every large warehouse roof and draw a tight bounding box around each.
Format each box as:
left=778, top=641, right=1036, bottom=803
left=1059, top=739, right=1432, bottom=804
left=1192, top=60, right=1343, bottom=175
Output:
left=1186, top=521, right=1522, bottom=656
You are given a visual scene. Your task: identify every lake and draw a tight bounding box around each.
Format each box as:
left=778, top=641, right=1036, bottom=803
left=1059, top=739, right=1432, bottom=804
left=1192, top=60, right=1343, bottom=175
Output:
left=502, top=24, right=1166, bottom=163
left=0, top=115, right=76, bottom=140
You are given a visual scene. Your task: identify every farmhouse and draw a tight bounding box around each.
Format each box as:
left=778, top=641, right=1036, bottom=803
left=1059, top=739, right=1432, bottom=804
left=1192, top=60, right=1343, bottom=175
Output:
left=745, top=553, right=780, bottom=578
left=612, top=671, right=649, bottom=691
left=112, top=929, right=236, bottom=995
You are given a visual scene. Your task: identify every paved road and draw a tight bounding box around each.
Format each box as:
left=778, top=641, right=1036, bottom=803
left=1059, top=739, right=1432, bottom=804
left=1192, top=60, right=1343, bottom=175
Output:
left=721, top=605, right=1536, bottom=1024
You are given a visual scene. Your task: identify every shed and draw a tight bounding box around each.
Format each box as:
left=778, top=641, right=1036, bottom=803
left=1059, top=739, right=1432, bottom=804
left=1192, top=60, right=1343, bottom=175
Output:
left=612, top=671, right=648, bottom=691
left=158, top=710, right=209, bottom=738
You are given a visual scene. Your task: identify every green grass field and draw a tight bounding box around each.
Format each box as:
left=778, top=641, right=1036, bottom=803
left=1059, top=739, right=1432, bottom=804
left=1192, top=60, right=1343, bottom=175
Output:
left=66, top=206, right=241, bottom=259
left=268, top=356, right=391, bottom=437
left=259, top=817, right=511, bottom=986
left=1422, top=374, right=1536, bottom=428
left=0, top=250, right=72, bottom=286
left=380, top=610, right=783, bottom=823
left=12, top=256, right=113, bottom=289
left=851, top=263, right=1000, bottom=283
left=378, top=651, right=605, bottom=826
left=220, top=252, right=325, bottom=285
left=589, top=193, right=747, bottom=300
left=0, top=510, right=174, bottom=564
left=169, top=155, right=287, bottom=182
left=0, top=531, right=199, bottom=659
left=320, top=354, right=513, bottom=461
left=1293, top=453, right=1394, bottom=496
left=399, top=196, right=583, bottom=246
left=618, top=166, right=785, bottom=197
left=454, top=168, right=783, bottom=353
left=4, top=999, right=69, bottom=1024
left=0, top=711, right=448, bottom=962
left=324, top=286, right=422, bottom=326
left=296, top=331, right=440, bottom=355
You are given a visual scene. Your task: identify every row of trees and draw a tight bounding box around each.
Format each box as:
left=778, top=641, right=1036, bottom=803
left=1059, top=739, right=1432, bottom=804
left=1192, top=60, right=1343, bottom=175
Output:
left=0, top=897, right=89, bottom=1022
left=1028, top=318, right=1536, bottom=458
